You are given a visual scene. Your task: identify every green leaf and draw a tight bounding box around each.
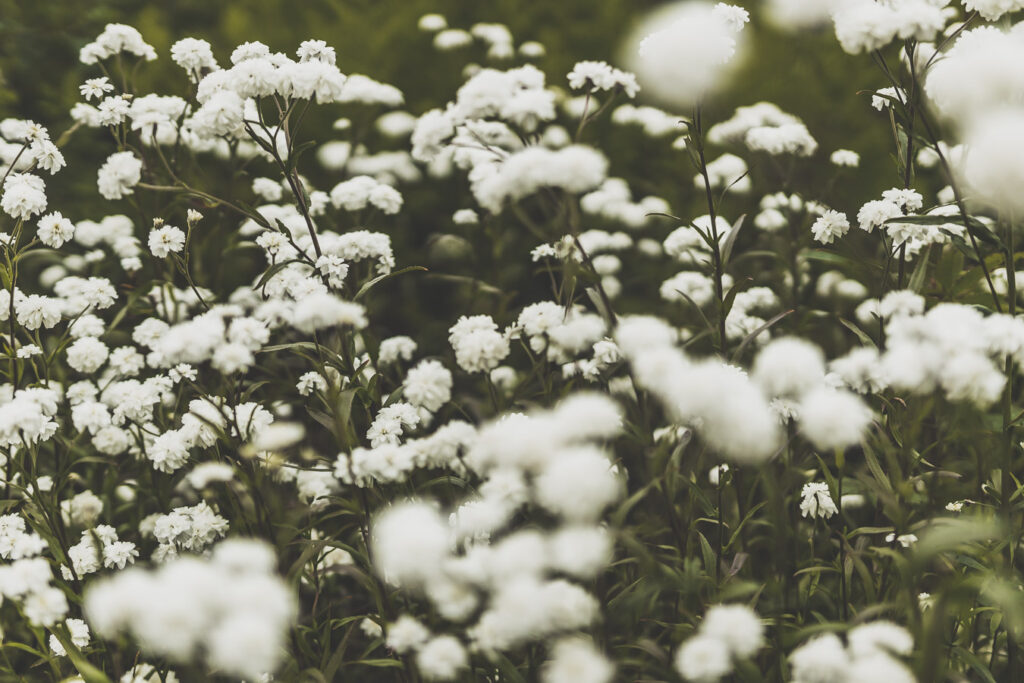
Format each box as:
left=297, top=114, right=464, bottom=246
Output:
left=422, top=272, right=503, bottom=296
left=908, top=244, right=932, bottom=293
left=803, top=249, right=862, bottom=269
left=585, top=286, right=613, bottom=325
left=912, top=518, right=1003, bottom=566
left=256, top=258, right=308, bottom=290
left=287, top=139, right=318, bottom=173
left=720, top=213, right=746, bottom=268
left=838, top=317, right=876, bottom=348
left=731, top=309, right=795, bottom=362
left=697, top=531, right=717, bottom=575
left=50, top=629, right=111, bottom=683
left=353, top=658, right=405, bottom=669
left=354, top=265, right=428, bottom=301
left=952, top=646, right=997, bottom=683
left=861, top=441, right=893, bottom=493
left=335, top=387, right=358, bottom=435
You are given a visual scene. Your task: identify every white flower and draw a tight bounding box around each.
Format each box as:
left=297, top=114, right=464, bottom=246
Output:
left=799, top=482, right=837, bottom=520
left=418, top=13, right=447, bottom=31
left=148, top=225, right=186, bottom=258
left=449, top=315, right=510, bottom=373
left=84, top=538, right=295, bottom=679
left=634, top=2, right=747, bottom=107
left=963, top=108, right=1024, bottom=214
left=452, top=209, right=479, bottom=225
left=23, top=587, right=68, bottom=627
left=386, top=615, right=430, bottom=654
left=297, top=39, right=336, bottom=65
left=296, top=371, right=328, bottom=396
left=37, top=212, right=75, bottom=247
left=29, top=139, right=65, bottom=174
left=753, top=337, right=826, bottom=398
left=97, top=151, right=142, bottom=200
left=49, top=618, right=91, bottom=657
left=830, top=149, right=859, bottom=167
left=67, top=337, right=110, bottom=374
left=416, top=635, right=467, bottom=681
left=675, top=635, right=732, bottom=682
left=848, top=620, right=914, bottom=659
left=885, top=533, right=918, bottom=548
left=15, top=295, right=62, bottom=330
left=404, top=359, right=453, bottom=413
left=379, top=336, right=417, bottom=364
left=810, top=210, right=849, bottom=245
left=171, top=38, right=217, bottom=77
left=789, top=633, right=850, bottom=683
left=80, top=77, right=114, bottom=100
left=1, top=173, right=47, bottom=219
left=291, top=293, right=367, bottom=333
left=567, top=60, right=639, bottom=97
left=535, top=447, right=620, bottom=521
left=700, top=604, right=764, bottom=658
left=542, top=638, right=614, bottom=683
left=799, top=388, right=873, bottom=450
left=16, top=344, right=41, bottom=359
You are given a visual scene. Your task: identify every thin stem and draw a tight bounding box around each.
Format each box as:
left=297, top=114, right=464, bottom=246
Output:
left=691, top=105, right=728, bottom=354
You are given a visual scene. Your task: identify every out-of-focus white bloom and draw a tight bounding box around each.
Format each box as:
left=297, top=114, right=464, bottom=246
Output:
left=848, top=621, right=914, bottom=659
left=542, top=638, right=615, bottom=683
left=833, top=0, right=946, bottom=54
left=329, top=175, right=404, bottom=214
left=962, top=108, right=1024, bottom=213
left=419, top=13, right=448, bottom=32
left=371, top=502, right=450, bottom=588
left=831, top=149, right=860, bottom=167
left=416, top=635, right=467, bottom=680
left=617, top=317, right=782, bottom=464
left=799, top=388, right=873, bottom=450
left=379, top=336, right=417, bottom=364
left=753, top=337, right=826, bottom=398
left=789, top=633, right=850, bottom=683
left=927, top=25, right=1024, bottom=125
left=291, top=293, right=367, bottom=333
left=471, top=145, right=608, bottom=214
left=535, top=446, right=621, bottom=522
left=631, top=2, right=748, bottom=107
left=84, top=538, right=295, bottom=680
left=97, top=152, right=143, bottom=200
left=701, top=604, right=765, bottom=658
left=675, top=634, right=732, bottom=682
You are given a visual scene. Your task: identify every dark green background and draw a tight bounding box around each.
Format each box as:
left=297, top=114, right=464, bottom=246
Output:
left=0, top=0, right=902, bottom=348
left=0, top=0, right=892, bottom=198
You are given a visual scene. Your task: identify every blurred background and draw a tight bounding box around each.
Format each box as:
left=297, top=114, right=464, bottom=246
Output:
left=0, top=0, right=891, bottom=202
left=0, top=0, right=901, bottom=349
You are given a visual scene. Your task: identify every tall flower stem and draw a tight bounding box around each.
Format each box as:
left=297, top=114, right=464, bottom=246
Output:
left=691, top=105, right=728, bottom=354
left=1003, top=216, right=1019, bottom=677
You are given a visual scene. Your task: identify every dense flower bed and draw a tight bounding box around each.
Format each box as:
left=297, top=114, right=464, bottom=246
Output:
left=1, top=2, right=1024, bottom=681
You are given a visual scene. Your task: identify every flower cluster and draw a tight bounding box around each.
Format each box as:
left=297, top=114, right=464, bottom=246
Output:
left=0, top=5, right=1022, bottom=681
